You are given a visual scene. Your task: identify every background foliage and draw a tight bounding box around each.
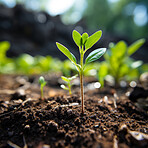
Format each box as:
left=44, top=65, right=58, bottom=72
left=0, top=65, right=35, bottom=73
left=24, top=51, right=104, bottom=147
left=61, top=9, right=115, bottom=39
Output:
left=0, top=0, right=148, bottom=41
left=83, top=0, right=148, bottom=41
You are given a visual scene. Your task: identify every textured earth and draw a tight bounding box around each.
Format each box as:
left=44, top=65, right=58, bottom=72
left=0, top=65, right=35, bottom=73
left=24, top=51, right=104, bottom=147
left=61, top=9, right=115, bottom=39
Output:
left=0, top=74, right=148, bottom=148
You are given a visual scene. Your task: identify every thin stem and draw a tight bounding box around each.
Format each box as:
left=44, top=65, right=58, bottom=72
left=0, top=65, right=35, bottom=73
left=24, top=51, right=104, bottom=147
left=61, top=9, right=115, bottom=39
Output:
left=41, top=87, right=44, bottom=100
left=68, top=83, right=72, bottom=95
left=80, top=71, right=84, bottom=114
left=80, top=46, right=84, bottom=114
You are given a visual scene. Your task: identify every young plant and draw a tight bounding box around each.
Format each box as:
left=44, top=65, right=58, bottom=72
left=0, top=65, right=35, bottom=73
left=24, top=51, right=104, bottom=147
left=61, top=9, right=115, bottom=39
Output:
left=61, top=75, right=78, bottom=95
left=56, top=30, right=106, bottom=114
left=38, top=76, right=47, bottom=100
left=98, top=39, right=145, bottom=87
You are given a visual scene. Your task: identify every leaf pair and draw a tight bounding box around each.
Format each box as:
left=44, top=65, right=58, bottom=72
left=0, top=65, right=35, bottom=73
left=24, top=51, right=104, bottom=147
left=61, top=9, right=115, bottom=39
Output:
left=61, top=75, right=78, bottom=94
left=100, top=38, right=145, bottom=86
left=72, top=30, right=102, bottom=52
left=61, top=75, right=78, bottom=82
left=109, top=38, right=145, bottom=59
left=56, top=30, right=106, bottom=69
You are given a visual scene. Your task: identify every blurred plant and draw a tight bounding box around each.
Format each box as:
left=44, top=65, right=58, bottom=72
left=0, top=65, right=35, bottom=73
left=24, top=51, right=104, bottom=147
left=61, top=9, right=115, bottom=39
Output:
left=62, top=60, right=77, bottom=76
left=0, top=41, right=105, bottom=76
left=38, top=76, right=47, bottom=100
left=98, top=39, right=146, bottom=87
left=56, top=30, right=106, bottom=114
left=84, top=0, right=148, bottom=40
left=34, top=55, right=52, bottom=72
left=15, top=54, right=35, bottom=74
left=0, top=41, right=15, bottom=73
left=61, top=75, right=78, bottom=95
left=15, top=54, right=63, bottom=74
left=83, top=62, right=100, bottom=76
left=97, top=62, right=108, bottom=87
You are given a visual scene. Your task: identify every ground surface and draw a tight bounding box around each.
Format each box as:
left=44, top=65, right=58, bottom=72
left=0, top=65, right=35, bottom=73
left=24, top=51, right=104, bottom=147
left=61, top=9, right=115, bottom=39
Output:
left=0, top=74, right=148, bottom=148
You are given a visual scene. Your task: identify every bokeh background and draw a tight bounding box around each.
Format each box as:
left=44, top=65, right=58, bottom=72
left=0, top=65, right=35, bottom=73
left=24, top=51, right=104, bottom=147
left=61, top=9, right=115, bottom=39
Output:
left=0, top=0, right=148, bottom=62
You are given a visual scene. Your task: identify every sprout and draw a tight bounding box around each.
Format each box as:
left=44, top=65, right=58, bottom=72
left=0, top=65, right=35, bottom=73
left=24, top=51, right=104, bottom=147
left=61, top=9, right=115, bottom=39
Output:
left=56, top=30, right=106, bottom=114
left=98, top=39, right=145, bottom=87
left=38, top=76, right=47, bottom=100
left=61, top=75, right=78, bottom=95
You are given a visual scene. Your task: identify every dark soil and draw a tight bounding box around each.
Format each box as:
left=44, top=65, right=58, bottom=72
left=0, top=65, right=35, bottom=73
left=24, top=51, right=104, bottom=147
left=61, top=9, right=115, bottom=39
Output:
left=0, top=74, right=148, bottom=148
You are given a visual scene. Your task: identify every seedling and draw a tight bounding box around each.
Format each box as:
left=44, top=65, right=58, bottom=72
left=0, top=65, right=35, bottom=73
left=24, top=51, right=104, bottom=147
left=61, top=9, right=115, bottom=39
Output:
left=61, top=75, right=78, bottom=95
left=38, top=76, right=47, bottom=100
left=98, top=39, right=145, bottom=87
left=56, top=30, right=106, bottom=114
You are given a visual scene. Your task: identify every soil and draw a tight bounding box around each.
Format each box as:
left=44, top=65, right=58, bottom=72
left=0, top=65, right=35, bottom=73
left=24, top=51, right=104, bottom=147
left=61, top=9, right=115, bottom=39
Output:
left=0, top=74, right=148, bottom=148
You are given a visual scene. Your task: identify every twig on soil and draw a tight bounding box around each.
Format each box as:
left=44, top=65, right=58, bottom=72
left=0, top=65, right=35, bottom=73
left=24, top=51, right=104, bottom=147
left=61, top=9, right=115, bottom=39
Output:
left=8, top=136, right=27, bottom=148
left=21, top=98, right=37, bottom=106
left=7, top=141, right=21, bottom=148
left=60, top=102, right=80, bottom=108
left=119, top=124, right=148, bottom=146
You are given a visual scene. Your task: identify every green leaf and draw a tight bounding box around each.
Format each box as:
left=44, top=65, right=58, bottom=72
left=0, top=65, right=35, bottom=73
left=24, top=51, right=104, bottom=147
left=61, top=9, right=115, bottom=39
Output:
left=111, top=41, right=127, bottom=58
left=128, top=38, right=145, bottom=56
left=68, top=74, right=78, bottom=81
left=56, top=42, right=77, bottom=64
left=61, top=84, right=69, bottom=90
left=98, top=62, right=108, bottom=87
left=61, top=76, right=69, bottom=82
left=98, top=62, right=108, bottom=77
left=39, top=76, right=46, bottom=85
left=85, top=30, right=102, bottom=51
left=85, top=48, right=106, bottom=65
left=104, top=50, right=111, bottom=61
left=41, top=82, right=47, bottom=87
left=39, top=76, right=45, bottom=84
left=39, top=76, right=47, bottom=87
left=72, top=30, right=82, bottom=47
left=82, top=33, right=88, bottom=45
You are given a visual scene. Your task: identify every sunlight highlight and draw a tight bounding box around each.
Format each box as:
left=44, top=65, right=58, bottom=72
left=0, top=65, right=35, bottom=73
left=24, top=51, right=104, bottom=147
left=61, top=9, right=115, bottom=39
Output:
left=46, top=0, right=75, bottom=16
left=133, top=5, right=148, bottom=26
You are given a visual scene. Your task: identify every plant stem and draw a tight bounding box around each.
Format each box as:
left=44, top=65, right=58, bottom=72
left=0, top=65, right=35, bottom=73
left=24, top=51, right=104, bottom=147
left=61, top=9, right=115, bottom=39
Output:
left=80, top=71, right=84, bottom=114
left=68, top=83, right=72, bottom=95
left=41, top=87, right=44, bottom=100
left=80, top=47, right=84, bottom=114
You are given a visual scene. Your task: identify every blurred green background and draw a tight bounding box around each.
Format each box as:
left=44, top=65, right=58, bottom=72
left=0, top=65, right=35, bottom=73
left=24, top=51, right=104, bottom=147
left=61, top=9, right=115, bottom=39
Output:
left=0, top=0, right=147, bottom=41
left=0, top=0, right=147, bottom=86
